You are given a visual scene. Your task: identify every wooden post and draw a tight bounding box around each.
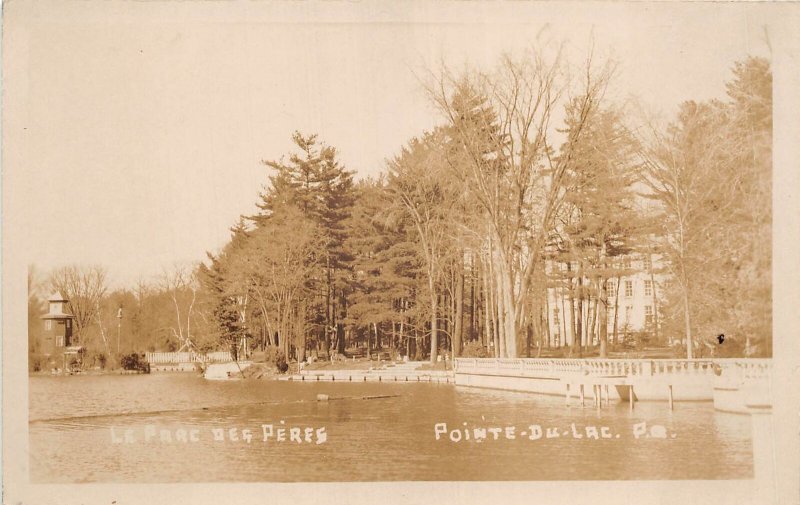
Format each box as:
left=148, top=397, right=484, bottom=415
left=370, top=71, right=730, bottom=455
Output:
left=668, top=385, right=674, bottom=411
left=580, top=384, right=585, bottom=407
left=604, top=385, right=610, bottom=406
left=629, top=385, right=634, bottom=412
left=565, top=384, right=571, bottom=405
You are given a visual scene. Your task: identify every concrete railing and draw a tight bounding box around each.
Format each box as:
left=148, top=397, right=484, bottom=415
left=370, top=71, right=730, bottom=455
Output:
left=455, top=357, right=771, bottom=379
left=586, top=359, right=718, bottom=377
left=455, top=358, right=584, bottom=375
left=714, top=358, right=772, bottom=380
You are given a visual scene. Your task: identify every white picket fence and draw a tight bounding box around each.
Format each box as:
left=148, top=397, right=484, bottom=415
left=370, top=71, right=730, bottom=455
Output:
left=146, top=351, right=234, bottom=364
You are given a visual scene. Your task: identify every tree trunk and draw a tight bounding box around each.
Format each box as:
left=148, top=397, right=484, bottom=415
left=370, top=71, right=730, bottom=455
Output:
left=366, top=325, right=372, bottom=359
left=336, top=323, right=345, bottom=354
left=453, top=269, right=464, bottom=357
left=297, top=301, right=307, bottom=364
left=500, top=265, right=517, bottom=358
left=576, top=272, right=584, bottom=358
left=586, top=295, right=599, bottom=350
left=565, top=267, right=575, bottom=352
left=493, top=251, right=516, bottom=358
left=325, top=256, right=332, bottom=356
left=526, top=323, right=532, bottom=358
left=429, top=281, right=439, bottom=364
left=649, top=265, right=660, bottom=343
left=469, top=264, right=476, bottom=342
left=280, top=317, right=289, bottom=360
left=400, top=302, right=407, bottom=358
left=444, top=293, right=451, bottom=354
left=543, top=286, right=551, bottom=349
left=482, top=260, right=493, bottom=352
left=567, top=267, right=577, bottom=355
left=683, top=284, right=693, bottom=359
left=599, top=277, right=609, bottom=358
left=495, top=274, right=506, bottom=358
left=612, top=277, right=621, bottom=349
left=560, top=286, right=568, bottom=348
left=95, top=308, right=112, bottom=365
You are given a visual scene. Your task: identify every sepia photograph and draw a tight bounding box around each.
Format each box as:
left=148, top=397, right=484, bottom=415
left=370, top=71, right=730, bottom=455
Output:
left=3, top=1, right=799, bottom=504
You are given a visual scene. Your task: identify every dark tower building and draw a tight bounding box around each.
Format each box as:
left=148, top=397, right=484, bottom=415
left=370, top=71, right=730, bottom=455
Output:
left=40, top=292, right=78, bottom=370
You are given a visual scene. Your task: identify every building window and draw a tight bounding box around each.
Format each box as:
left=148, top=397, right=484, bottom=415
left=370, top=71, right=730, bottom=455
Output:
left=66, top=319, right=71, bottom=329
left=644, top=255, right=652, bottom=270
left=56, top=335, right=64, bottom=347
left=625, top=305, right=633, bottom=320
left=623, top=258, right=632, bottom=269
left=644, top=280, right=652, bottom=297
left=645, top=305, right=653, bottom=325
left=45, top=320, right=52, bottom=331
left=606, top=280, right=616, bottom=298
left=625, top=281, right=633, bottom=298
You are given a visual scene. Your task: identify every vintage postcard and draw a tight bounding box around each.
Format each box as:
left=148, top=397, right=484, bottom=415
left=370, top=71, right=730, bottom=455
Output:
left=3, top=1, right=799, bottom=504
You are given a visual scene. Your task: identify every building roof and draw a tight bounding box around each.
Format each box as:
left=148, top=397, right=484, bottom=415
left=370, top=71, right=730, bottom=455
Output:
left=41, top=312, right=74, bottom=320
left=48, top=291, right=68, bottom=302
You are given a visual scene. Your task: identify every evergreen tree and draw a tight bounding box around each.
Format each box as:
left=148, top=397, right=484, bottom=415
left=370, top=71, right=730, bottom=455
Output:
left=553, top=103, right=644, bottom=356
left=257, top=131, right=355, bottom=356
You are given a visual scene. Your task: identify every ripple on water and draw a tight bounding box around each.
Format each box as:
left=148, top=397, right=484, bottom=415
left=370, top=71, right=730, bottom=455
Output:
left=29, top=374, right=753, bottom=482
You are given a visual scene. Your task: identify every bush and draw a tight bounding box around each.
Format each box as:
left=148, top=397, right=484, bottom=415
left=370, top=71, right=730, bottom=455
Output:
left=461, top=341, right=489, bottom=358
left=120, top=353, right=150, bottom=373
left=262, top=345, right=281, bottom=364
left=258, top=345, right=289, bottom=373
left=275, top=352, right=289, bottom=373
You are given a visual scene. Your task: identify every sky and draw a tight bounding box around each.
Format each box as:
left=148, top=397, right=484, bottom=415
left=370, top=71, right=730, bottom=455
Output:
left=5, top=1, right=776, bottom=289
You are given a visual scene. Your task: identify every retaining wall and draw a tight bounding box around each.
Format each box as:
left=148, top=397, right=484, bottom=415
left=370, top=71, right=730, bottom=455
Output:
left=454, top=357, right=771, bottom=403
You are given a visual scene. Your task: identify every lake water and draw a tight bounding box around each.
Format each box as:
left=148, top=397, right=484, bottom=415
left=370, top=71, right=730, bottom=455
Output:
left=29, top=374, right=753, bottom=483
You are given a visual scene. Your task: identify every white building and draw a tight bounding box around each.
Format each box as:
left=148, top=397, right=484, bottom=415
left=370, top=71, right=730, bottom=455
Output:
left=544, top=253, right=666, bottom=348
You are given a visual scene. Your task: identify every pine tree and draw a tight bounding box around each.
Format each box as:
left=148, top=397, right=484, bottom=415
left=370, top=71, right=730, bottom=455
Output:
left=256, top=131, right=355, bottom=356
left=554, top=103, right=643, bottom=356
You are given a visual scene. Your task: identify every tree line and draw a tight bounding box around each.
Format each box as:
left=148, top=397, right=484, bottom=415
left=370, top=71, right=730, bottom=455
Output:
left=29, top=49, right=772, bottom=369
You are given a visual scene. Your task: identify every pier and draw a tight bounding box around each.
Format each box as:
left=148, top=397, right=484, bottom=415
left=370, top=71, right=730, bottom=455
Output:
left=279, top=357, right=772, bottom=413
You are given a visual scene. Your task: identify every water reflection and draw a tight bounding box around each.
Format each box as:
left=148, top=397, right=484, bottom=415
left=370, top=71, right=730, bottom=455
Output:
left=29, top=375, right=752, bottom=482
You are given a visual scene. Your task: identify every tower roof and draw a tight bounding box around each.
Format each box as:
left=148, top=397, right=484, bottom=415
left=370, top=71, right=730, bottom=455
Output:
left=48, top=291, right=68, bottom=302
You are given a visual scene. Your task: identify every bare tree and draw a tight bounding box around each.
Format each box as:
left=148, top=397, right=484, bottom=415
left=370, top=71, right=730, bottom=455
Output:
left=48, top=265, right=108, bottom=347
left=638, top=100, right=759, bottom=358
left=427, top=46, right=614, bottom=357
left=159, top=263, right=200, bottom=352
left=387, top=130, right=457, bottom=364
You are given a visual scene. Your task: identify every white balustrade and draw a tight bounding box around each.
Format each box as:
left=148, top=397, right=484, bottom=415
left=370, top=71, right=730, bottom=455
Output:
left=453, top=357, right=770, bottom=380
